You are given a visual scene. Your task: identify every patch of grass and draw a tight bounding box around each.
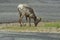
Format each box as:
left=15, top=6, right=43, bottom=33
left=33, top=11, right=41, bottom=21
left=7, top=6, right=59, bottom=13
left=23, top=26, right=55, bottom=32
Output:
left=0, top=24, right=39, bottom=32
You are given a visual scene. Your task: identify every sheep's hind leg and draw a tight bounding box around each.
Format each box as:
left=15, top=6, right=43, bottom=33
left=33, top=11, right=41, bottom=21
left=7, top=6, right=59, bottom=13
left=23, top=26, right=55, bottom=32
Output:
left=24, top=17, right=28, bottom=26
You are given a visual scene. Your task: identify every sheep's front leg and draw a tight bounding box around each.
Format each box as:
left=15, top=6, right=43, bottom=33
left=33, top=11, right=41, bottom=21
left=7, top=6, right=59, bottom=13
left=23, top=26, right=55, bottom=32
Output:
left=19, top=14, right=24, bottom=26
left=19, top=17, right=22, bottom=26
left=29, top=17, right=31, bottom=26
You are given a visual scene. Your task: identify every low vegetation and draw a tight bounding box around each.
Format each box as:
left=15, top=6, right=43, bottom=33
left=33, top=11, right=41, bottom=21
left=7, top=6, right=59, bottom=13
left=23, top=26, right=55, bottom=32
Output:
left=0, top=22, right=60, bottom=33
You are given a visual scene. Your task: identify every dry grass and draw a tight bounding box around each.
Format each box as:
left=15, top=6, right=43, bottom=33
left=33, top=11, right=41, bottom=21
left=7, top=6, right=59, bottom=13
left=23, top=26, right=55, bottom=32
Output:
left=0, top=22, right=60, bottom=33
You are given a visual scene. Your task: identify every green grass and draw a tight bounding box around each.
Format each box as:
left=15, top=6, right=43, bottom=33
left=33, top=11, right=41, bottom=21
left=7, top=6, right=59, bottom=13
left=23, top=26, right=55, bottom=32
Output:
left=0, top=22, right=60, bottom=32
left=0, top=25, right=40, bottom=32
left=44, top=22, right=60, bottom=28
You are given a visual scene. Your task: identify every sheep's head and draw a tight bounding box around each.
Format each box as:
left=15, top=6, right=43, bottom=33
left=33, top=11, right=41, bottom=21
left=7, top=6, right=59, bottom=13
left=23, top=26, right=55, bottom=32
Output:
left=34, top=17, right=41, bottom=26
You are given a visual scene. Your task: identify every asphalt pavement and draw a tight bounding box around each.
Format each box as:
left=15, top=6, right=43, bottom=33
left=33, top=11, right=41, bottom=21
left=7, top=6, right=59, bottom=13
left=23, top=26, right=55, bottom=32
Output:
left=0, top=32, right=60, bottom=40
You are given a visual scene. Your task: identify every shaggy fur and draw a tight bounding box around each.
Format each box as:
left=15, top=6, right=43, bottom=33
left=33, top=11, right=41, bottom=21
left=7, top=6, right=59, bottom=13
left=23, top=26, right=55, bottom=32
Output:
left=17, top=4, right=41, bottom=26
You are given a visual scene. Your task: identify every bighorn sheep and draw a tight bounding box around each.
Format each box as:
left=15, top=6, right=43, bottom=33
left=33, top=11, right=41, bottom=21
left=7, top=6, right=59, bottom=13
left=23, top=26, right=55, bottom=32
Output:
left=17, top=4, right=41, bottom=26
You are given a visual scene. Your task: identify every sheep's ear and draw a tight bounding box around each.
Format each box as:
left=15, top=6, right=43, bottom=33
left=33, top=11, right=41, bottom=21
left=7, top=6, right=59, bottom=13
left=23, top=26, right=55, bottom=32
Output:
left=37, top=17, right=41, bottom=23
left=37, top=17, right=39, bottom=19
left=37, top=17, right=41, bottom=20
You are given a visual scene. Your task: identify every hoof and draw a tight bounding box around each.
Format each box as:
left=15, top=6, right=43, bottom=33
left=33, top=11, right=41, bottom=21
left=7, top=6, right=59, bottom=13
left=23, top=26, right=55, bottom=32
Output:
left=24, top=24, right=26, bottom=26
left=20, top=24, right=22, bottom=27
left=29, top=24, right=31, bottom=26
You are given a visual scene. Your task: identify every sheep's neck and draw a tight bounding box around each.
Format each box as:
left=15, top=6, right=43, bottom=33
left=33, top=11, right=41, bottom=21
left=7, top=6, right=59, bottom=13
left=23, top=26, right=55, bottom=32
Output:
left=33, top=16, right=37, bottom=21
